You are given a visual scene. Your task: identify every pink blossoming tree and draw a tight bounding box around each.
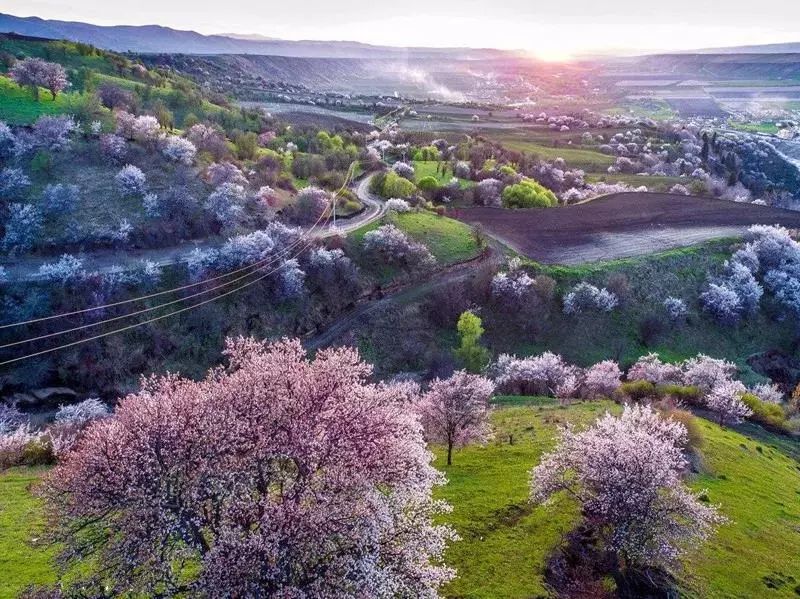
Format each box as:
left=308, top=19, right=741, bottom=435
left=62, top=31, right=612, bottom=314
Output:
left=531, top=405, right=725, bottom=572
left=416, top=370, right=495, bottom=465
left=41, top=338, right=456, bottom=597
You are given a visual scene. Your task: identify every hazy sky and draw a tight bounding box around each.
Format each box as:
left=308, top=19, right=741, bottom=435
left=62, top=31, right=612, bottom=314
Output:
left=6, top=0, right=800, bottom=58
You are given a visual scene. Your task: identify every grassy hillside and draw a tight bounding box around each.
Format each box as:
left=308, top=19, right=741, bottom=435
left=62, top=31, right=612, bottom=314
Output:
left=0, top=468, right=55, bottom=599
left=0, top=76, right=95, bottom=125
left=434, top=399, right=800, bottom=598
left=491, top=137, right=615, bottom=171
left=491, top=241, right=797, bottom=379
left=3, top=400, right=798, bottom=598
left=350, top=211, right=482, bottom=265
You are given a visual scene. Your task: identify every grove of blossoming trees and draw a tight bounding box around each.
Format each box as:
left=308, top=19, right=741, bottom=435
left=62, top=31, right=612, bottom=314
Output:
left=40, top=338, right=456, bottom=597
left=531, top=405, right=725, bottom=575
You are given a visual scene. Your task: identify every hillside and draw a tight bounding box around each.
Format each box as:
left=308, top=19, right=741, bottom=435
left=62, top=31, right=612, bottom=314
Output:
left=3, top=399, right=799, bottom=598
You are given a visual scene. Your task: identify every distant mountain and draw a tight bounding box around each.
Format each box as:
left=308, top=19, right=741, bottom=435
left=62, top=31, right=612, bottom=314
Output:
left=0, top=13, right=514, bottom=60
left=694, top=41, right=800, bottom=54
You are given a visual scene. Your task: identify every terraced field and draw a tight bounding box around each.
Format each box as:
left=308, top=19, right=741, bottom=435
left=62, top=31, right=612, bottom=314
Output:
left=452, top=193, right=800, bottom=263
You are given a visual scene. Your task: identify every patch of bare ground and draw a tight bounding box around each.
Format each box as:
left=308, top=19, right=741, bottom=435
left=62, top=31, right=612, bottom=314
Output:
left=451, top=192, right=800, bottom=264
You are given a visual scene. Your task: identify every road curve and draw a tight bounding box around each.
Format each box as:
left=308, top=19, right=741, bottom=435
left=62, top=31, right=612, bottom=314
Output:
left=1, top=174, right=386, bottom=283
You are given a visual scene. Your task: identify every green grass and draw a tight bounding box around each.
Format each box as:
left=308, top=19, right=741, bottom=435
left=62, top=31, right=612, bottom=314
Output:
left=604, top=99, right=678, bottom=122
left=412, top=161, right=473, bottom=189
left=492, top=137, right=615, bottom=171
left=435, top=400, right=800, bottom=598
left=0, top=468, right=56, bottom=599
left=726, top=120, right=781, bottom=135
left=585, top=173, right=686, bottom=190
left=350, top=211, right=481, bottom=265
left=497, top=240, right=797, bottom=376
left=0, top=77, right=90, bottom=124
left=2, top=403, right=799, bottom=598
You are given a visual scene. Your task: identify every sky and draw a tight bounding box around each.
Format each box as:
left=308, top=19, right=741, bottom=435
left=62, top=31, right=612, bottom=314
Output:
left=5, top=0, right=800, bottom=59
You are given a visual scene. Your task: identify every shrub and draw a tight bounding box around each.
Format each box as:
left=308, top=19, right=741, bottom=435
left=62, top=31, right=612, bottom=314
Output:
left=381, top=170, right=417, bottom=198
left=475, top=178, right=503, bottom=207
left=663, top=297, right=688, bottom=321
left=627, top=353, right=682, bottom=385
left=2, top=203, right=43, bottom=253
left=563, top=282, right=618, bottom=314
left=293, top=186, right=329, bottom=225
left=0, top=167, right=31, bottom=200
left=741, top=393, right=787, bottom=430
left=206, top=161, right=248, bottom=187
left=161, top=135, right=197, bottom=165
left=363, top=224, right=435, bottom=270
left=706, top=380, right=751, bottom=426
left=700, top=283, right=742, bottom=325
left=206, top=182, right=246, bottom=227
left=115, top=164, right=147, bottom=196
left=41, top=183, right=80, bottom=214
left=616, top=380, right=656, bottom=401
left=100, top=133, right=128, bottom=163
left=502, top=178, right=557, bottom=208
left=583, top=360, right=622, bottom=398
left=391, top=161, right=415, bottom=180
left=662, top=408, right=704, bottom=450
left=417, top=175, right=439, bottom=192
left=386, top=198, right=411, bottom=213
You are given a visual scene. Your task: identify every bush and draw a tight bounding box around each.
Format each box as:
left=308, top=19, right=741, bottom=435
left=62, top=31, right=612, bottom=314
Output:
left=381, top=170, right=417, bottom=198
left=659, top=384, right=702, bottom=405
left=116, top=164, right=147, bottom=196
left=2, top=203, right=43, bottom=253
left=741, top=393, right=788, bottom=430
left=41, top=183, right=80, bottom=214
left=501, top=178, right=557, bottom=208
left=663, top=408, right=704, bottom=450
left=615, top=380, right=656, bottom=401
left=563, top=282, right=618, bottom=314
left=418, top=175, right=439, bottom=192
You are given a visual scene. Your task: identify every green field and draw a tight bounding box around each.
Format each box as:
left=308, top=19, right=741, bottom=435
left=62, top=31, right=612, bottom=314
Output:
left=0, top=468, right=55, bottom=599
left=435, top=399, right=800, bottom=598
left=0, top=77, right=92, bottom=125
left=4, top=400, right=798, bottom=598
left=351, top=210, right=482, bottom=265
left=413, top=160, right=474, bottom=188
left=585, top=173, right=687, bottom=190
left=491, top=137, right=615, bottom=171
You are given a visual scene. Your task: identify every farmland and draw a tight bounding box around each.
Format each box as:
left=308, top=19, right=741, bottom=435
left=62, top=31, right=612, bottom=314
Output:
left=452, top=192, right=800, bottom=263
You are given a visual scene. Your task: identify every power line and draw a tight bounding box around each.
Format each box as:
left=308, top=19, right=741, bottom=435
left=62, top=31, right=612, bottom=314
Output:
left=0, top=223, right=328, bottom=367
left=0, top=162, right=357, bottom=330
left=0, top=233, right=310, bottom=350
left=0, top=161, right=362, bottom=364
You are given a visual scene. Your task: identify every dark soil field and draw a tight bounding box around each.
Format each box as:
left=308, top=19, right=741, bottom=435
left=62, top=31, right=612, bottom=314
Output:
left=452, top=193, right=800, bottom=264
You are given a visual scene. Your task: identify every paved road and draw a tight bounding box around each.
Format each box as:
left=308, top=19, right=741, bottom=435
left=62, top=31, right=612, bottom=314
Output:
left=1, top=174, right=386, bottom=283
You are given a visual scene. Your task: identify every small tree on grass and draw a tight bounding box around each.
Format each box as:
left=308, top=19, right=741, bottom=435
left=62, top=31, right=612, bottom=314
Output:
left=531, top=405, right=725, bottom=580
left=455, top=310, right=490, bottom=373
left=10, top=57, right=68, bottom=101
left=416, top=370, right=495, bottom=465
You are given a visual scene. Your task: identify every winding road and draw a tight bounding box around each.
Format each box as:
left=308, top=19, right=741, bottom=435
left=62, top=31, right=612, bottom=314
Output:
left=0, top=174, right=387, bottom=283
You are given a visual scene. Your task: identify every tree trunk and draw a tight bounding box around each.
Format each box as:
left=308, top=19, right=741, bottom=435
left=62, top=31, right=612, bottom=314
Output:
left=447, top=442, right=453, bottom=466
